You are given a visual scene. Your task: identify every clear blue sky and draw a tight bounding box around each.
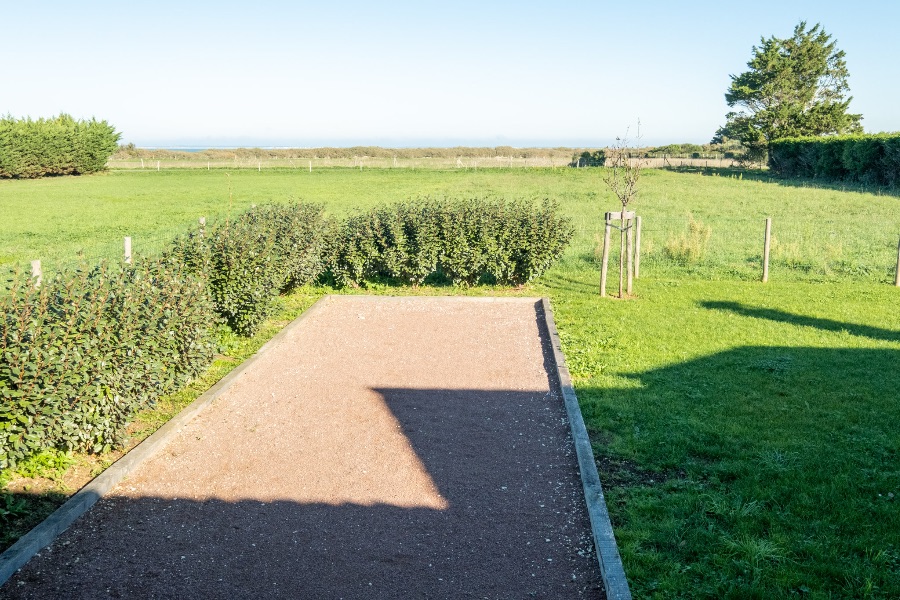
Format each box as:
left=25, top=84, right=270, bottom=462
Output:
left=3, top=1, right=897, bottom=148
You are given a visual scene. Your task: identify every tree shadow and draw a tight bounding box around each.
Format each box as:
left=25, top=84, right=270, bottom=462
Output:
left=578, top=344, right=900, bottom=596
left=700, top=300, right=900, bottom=343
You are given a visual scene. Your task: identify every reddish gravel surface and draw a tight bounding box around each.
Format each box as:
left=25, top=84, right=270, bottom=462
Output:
left=2, top=296, right=603, bottom=599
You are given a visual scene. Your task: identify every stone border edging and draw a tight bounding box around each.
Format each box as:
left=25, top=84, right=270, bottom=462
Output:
left=540, top=297, right=632, bottom=600
left=0, top=295, right=335, bottom=586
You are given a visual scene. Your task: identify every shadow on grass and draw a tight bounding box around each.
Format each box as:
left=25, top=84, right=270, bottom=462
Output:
left=663, top=165, right=900, bottom=198
left=579, top=344, right=900, bottom=597
left=700, top=300, right=900, bottom=343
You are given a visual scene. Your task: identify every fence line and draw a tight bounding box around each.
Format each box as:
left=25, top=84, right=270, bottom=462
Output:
left=107, top=155, right=744, bottom=171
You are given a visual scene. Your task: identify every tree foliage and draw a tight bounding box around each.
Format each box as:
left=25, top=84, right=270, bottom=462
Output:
left=714, top=22, right=862, bottom=161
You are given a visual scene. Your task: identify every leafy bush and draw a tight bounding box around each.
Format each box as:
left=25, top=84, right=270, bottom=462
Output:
left=0, top=114, right=120, bottom=179
left=769, top=133, right=900, bottom=186
left=173, top=202, right=328, bottom=336
left=0, top=258, right=217, bottom=469
left=664, top=214, right=712, bottom=265
left=327, top=198, right=573, bottom=287
left=570, top=150, right=606, bottom=167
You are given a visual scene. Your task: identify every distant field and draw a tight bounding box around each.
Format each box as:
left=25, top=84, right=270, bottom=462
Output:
left=106, top=155, right=739, bottom=170
left=1, top=167, right=899, bottom=597
left=1, top=167, right=897, bottom=283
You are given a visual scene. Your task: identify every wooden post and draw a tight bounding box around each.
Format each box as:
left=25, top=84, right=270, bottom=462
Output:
left=124, top=237, right=132, bottom=264
left=258, top=162, right=261, bottom=172
left=762, top=217, right=772, bottom=283
left=626, top=216, right=634, bottom=295
left=895, top=236, right=900, bottom=287
left=635, top=215, right=642, bottom=279
left=207, top=161, right=210, bottom=171
left=140, top=158, right=144, bottom=169
left=199, top=216, right=206, bottom=236
left=600, top=215, right=612, bottom=297
left=156, top=160, right=160, bottom=171
left=31, top=260, right=42, bottom=288
left=309, top=160, right=312, bottom=173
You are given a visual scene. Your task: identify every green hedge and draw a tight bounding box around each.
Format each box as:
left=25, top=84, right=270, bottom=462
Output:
left=173, top=203, right=329, bottom=336
left=769, top=133, right=900, bottom=187
left=0, top=259, right=217, bottom=469
left=328, top=198, right=573, bottom=287
left=0, top=197, right=571, bottom=468
left=0, top=114, right=120, bottom=179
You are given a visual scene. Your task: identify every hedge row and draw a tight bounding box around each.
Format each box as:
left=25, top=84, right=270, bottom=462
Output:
left=172, top=203, right=329, bottom=336
left=768, top=133, right=900, bottom=187
left=1, top=198, right=572, bottom=467
left=328, top=198, right=573, bottom=287
left=0, top=259, right=217, bottom=469
left=0, top=114, right=120, bottom=179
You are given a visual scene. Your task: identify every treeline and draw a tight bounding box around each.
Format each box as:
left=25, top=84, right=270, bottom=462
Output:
left=1, top=198, right=573, bottom=468
left=769, top=133, right=900, bottom=187
left=114, top=142, right=749, bottom=164
left=0, top=114, right=120, bottom=178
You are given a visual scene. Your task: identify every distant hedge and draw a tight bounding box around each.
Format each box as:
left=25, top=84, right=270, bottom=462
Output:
left=328, top=198, right=573, bottom=287
left=0, top=114, right=120, bottom=178
left=768, top=133, right=900, bottom=187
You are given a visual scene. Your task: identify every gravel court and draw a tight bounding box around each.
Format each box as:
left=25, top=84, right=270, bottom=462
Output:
left=2, top=296, right=604, bottom=599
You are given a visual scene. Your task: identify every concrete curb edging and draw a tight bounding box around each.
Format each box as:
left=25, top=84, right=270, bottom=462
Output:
left=0, top=295, right=335, bottom=586
left=540, top=297, right=632, bottom=600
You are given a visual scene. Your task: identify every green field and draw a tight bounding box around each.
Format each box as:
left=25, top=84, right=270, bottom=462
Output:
left=1, top=167, right=898, bottom=598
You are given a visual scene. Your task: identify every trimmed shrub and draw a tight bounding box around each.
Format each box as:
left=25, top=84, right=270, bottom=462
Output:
left=0, top=259, right=217, bottom=468
left=327, top=198, right=573, bottom=287
left=570, top=150, right=606, bottom=167
left=173, top=203, right=329, bottom=336
left=0, top=114, right=120, bottom=179
left=769, top=133, right=900, bottom=186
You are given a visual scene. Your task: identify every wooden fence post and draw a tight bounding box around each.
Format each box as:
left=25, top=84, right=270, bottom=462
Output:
left=895, top=236, right=900, bottom=287
left=635, top=215, right=642, bottom=279
left=600, top=214, right=612, bottom=297
left=762, top=217, right=772, bottom=283
left=156, top=161, right=160, bottom=172
left=124, top=237, right=132, bottom=264
left=199, top=216, right=206, bottom=236
left=30, top=260, right=42, bottom=288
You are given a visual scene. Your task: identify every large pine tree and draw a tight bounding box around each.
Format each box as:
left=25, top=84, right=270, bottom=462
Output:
left=713, top=22, right=862, bottom=162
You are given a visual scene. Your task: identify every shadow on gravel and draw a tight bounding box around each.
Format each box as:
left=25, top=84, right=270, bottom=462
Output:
left=2, top=387, right=602, bottom=599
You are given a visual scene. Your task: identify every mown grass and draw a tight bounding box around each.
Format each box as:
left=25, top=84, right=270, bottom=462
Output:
left=0, top=167, right=898, bottom=597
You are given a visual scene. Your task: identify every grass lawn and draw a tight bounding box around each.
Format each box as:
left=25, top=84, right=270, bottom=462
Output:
left=1, top=167, right=898, bottom=597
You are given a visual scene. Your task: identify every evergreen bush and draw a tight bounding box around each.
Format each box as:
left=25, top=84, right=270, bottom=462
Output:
left=769, top=133, right=900, bottom=187
left=0, top=114, right=120, bottom=178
